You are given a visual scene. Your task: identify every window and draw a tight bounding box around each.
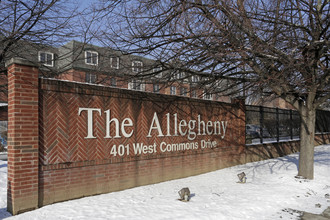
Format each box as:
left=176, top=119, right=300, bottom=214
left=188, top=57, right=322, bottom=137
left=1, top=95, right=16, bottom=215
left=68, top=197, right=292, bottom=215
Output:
left=110, top=78, right=117, bottom=87
left=191, top=90, right=197, bottom=98
left=85, top=51, right=98, bottom=65
left=203, top=90, right=213, bottom=100
left=86, top=73, right=96, bottom=83
left=38, top=51, right=54, bottom=67
left=110, top=57, right=119, bottom=69
left=129, top=79, right=144, bottom=91
left=153, top=66, right=162, bottom=78
left=132, top=61, right=143, bottom=73
left=170, top=86, right=176, bottom=95
left=191, top=75, right=199, bottom=83
left=153, top=84, right=160, bottom=93
left=177, top=72, right=184, bottom=79
left=180, top=87, right=188, bottom=96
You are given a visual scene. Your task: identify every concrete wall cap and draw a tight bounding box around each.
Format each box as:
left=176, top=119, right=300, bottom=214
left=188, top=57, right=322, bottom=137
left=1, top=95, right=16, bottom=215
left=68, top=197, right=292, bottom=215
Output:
left=5, top=57, right=38, bottom=68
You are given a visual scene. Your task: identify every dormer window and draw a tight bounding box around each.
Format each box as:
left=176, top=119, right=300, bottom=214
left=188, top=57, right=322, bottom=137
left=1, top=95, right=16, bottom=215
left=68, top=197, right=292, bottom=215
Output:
left=191, top=75, right=199, bottom=82
left=153, top=66, right=162, bottom=78
left=110, top=57, right=119, bottom=69
left=38, top=51, right=54, bottom=67
left=177, top=72, right=184, bottom=79
left=85, top=51, right=98, bottom=65
left=132, top=61, right=143, bottom=73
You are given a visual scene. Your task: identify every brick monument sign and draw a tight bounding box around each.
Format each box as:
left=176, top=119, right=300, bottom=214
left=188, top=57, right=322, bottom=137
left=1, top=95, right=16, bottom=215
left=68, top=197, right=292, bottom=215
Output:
left=6, top=58, right=245, bottom=215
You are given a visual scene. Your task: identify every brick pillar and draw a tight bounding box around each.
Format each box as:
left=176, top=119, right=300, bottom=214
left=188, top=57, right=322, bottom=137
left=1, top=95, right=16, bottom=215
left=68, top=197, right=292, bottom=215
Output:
left=6, top=58, right=39, bottom=215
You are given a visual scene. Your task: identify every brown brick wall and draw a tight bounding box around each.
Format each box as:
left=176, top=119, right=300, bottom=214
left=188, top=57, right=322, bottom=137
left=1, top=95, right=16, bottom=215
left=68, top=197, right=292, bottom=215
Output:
left=37, top=78, right=246, bottom=206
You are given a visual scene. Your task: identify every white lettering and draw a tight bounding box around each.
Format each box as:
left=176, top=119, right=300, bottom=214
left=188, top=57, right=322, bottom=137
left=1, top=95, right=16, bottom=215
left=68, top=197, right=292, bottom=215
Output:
left=133, top=143, right=157, bottom=154
left=206, top=121, right=213, bottom=135
left=221, top=121, right=228, bottom=139
left=173, top=113, right=178, bottom=136
left=147, top=112, right=164, bottom=137
left=78, top=108, right=101, bottom=139
left=198, top=115, right=206, bottom=135
left=187, top=120, right=196, bottom=141
left=104, top=110, right=120, bottom=138
left=179, top=119, right=187, bottom=136
left=122, top=118, right=133, bottom=138
left=213, top=121, right=221, bottom=135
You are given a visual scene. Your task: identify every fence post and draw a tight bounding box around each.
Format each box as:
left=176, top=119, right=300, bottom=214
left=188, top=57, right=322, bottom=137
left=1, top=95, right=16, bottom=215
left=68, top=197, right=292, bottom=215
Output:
left=6, top=58, right=39, bottom=215
left=260, top=106, right=263, bottom=144
left=276, top=108, right=279, bottom=142
left=290, top=109, right=293, bottom=140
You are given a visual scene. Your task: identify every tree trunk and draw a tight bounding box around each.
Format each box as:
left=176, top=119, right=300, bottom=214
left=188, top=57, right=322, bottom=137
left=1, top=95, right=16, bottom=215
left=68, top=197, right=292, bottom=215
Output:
left=297, top=105, right=316, bottom=179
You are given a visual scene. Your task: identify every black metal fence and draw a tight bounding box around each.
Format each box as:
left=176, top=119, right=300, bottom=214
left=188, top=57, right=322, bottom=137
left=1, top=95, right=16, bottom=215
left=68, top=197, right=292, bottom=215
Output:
left=246, top=106, right=330, bottom=145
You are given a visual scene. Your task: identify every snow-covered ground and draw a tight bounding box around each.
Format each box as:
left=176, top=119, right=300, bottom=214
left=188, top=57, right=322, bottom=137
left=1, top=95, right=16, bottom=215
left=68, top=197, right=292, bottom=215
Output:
left=0, top=145, right=329, bottom=220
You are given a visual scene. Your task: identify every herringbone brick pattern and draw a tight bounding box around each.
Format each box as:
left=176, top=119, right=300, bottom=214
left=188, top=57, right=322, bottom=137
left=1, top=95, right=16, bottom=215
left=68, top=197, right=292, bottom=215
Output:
left=40, top=79, right=246, bottom=166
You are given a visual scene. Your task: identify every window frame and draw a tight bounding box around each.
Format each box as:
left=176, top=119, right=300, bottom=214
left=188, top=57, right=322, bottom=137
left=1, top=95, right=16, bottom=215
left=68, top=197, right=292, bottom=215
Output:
left=85, top=50, right=98, bottom=66
left=191, top=90, right=197, bottom=98
left=85, top=73, right=97, bottom=84
left=132, top=60, right=143, bottom=73
left=110, top=77, right=117, bottom=87
left=129, top=79, right=145, bottom=91
left=170, top=86, right=176, bottom=95
left=153, top=66, right=162, bottom=78
left=180, top=87, right=188, bottom=96
left=38, top=51, right=54, bottom=67
left=153, top=84, right=160, bottom=93
left=203, top=90, right=213, bottom=100
left=177, top=72, right=184, bottom=79
left=191, top=75, right=199, bottom=83
left=110, top=57, right=119, bottom=69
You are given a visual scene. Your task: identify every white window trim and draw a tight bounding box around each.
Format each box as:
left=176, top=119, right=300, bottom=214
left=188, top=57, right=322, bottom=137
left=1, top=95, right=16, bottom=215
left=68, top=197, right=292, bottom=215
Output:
left=128, top=79, right=145, bottom=91
left=191, top=75, right=199, bottom=83
left=153, top=66, right=162, bottom=73
left=85, top=50, right=98, bottom=66
left=180, top=87, right=188, bottom=96
left=38, top=51, right=54, bottom=67
left=132, top=61, right=143, bottom=73
left=177, top=72, right=184, bottom=79
left=203, top=91, right=213, bottom=100
left=153, top=66, right=162, bottom=78
left=110, top=57, right=119, bottom=69
left=86, top=73, right=97, bottom=83
left=170, top=86, right=176, bottom=95
left=153, top=84, right=160, bottom=93
left=191, top=90, right=197, bottom=98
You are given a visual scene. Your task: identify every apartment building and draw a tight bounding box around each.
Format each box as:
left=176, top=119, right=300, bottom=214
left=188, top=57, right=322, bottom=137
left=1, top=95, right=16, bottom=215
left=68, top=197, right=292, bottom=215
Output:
left=1, top=40, right=232, bottom=103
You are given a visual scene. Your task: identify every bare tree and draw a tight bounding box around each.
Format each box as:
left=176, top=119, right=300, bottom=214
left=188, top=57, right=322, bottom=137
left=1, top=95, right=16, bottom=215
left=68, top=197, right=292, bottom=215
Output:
left=96, top=0, right=329, bottom=179
left=0, top=0, right=105, bottom=100
left=0, top=0, right=81, bottom=62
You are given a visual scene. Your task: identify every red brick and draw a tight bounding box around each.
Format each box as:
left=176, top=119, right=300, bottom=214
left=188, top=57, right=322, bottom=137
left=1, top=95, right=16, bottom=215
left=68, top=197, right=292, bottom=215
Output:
left=7, top=62, right=39, bottom=215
